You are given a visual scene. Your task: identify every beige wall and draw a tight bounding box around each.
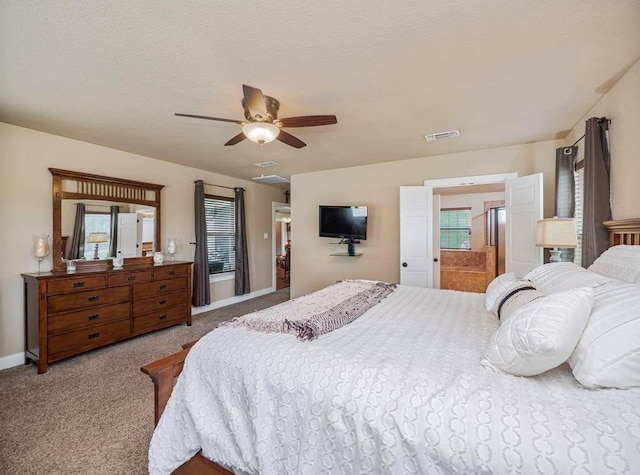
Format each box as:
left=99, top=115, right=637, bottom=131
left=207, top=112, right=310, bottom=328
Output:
left=0, top=123, right=283, bottom=359
left=563, top=58, right=640, bottom=219
left=439, top=192, right=505, bottom=250
left=290, top=140, right=561, bottom=297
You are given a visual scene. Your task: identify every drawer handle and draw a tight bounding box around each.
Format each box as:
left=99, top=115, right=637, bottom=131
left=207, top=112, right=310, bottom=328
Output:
left=88, top=332, right=100, bottom=339
left=87, top=313, right=99, bottom=321
left=87, top=295, right=100, bottom=302
left=168, top=271, right=176, bottom=276
left=159, top=284, right=167, bottom=290
left=159, top=299, right=167, bottom=305
left=127, top=274, right=136, bottom=281
left=159, top=314, right=167, bottom=320
left=72, top=281, right=85, bottom=288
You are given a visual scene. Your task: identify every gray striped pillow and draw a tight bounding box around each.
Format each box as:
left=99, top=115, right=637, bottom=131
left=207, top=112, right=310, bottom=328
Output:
left=492, top=280, right=544, bottom=322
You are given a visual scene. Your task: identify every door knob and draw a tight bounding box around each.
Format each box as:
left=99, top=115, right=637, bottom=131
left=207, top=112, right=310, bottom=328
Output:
left=402, top=262, right=408, bottom=267
left=433, top=258, right=439, bottom=262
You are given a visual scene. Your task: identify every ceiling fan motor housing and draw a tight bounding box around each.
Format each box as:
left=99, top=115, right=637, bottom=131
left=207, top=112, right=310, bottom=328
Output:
left=243, top=95, right=280, bottom=122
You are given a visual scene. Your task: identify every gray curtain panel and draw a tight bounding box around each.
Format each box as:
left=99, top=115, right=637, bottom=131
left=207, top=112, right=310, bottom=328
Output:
left=109, top=205, right=119, bottom=257
left=555, top=146, right=577, bottom=262
left=582, top=117, right=612, bottom=268
left=192, top=180, right=211, bottom=306
left=68, top=203, right=86, bottom=259
left=234, top=187, right=250, bottom=295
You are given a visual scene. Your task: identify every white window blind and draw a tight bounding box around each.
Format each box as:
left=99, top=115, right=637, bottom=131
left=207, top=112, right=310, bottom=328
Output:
left=440, top=208, right=472, bottom=249
left=574, top=167, right=584, bottom=266
left=83, top=213, right=112, bottom=260
left=204, top=195, right=235, bottom=274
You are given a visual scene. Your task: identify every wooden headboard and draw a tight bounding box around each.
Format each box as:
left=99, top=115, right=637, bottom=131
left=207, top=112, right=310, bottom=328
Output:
left=604, top=218, right=640, bottom=246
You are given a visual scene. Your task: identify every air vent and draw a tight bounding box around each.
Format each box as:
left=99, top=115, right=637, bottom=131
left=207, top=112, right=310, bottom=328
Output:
left=424, top=129, right=461, bottom=142
left=254, top=161, right=280, bottom=168
left=252, top=174, right=290, bottom=184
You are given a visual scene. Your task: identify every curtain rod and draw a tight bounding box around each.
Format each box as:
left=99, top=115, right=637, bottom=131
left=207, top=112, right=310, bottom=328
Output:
left=195, top=181, right=244, bottom=191
left=572, top=117, right=612, bottom=147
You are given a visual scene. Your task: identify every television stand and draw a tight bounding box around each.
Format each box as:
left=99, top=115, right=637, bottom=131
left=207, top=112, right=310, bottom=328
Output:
left=330, top=238, right=361, bottom=256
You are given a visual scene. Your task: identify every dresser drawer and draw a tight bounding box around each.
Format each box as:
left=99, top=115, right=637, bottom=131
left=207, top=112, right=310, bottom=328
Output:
left=133, top=277, right=188, bottom=299
left=133, top=305, right=188, bottom=333
left=48, top=302, right=130, bottom=334
left=47, top=275, right=106, bottom=295
left=108, top=270, right=152, bottom=287
left=48, top=319, right=131, bottom=358
left=133, top=291, right=187, bottom=315
left=153, top=265, right=190, bottom=281
left=48, top=286, right=130, bottom=314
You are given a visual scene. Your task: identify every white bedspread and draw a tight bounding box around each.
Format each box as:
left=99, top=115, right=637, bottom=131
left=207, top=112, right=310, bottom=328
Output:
left=149, top=285, right=640, bottom=474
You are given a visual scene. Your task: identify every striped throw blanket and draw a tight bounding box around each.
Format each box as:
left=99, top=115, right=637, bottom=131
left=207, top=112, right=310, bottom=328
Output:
left=222, top=279, right=397, bottom=340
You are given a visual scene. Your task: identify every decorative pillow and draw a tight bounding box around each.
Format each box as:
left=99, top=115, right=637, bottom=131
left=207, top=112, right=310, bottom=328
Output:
left=588, top=245, right=640, bottom=284
left=482, top=287, right=594, bottom=377
left=524, top=262, right=616, bottom=294
left=484, top=272, right=517, bottom=312
left=491, top=280, right=544, bottom=322
left=568, top=282, right=640, bottom=388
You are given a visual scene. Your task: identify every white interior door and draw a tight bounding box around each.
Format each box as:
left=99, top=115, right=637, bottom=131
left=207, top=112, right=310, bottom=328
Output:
left=505, top=173, right=543, bottom=277
left=400, top=186, right=433, bottom=287
left=117, top=213, right=139, bottom=257
left=432, top=194, right=441, bottom=289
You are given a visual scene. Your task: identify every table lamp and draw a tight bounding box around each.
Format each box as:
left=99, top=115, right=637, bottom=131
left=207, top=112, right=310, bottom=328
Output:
left=535, top=217, right=577, bottom=262
left=87, top=232, right=108, bottom=260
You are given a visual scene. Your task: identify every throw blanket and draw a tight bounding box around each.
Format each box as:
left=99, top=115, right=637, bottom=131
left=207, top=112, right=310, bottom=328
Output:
left=222, top=279, right=397, bottom=340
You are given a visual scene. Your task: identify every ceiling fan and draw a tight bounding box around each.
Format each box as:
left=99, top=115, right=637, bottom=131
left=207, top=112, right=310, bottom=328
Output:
left=175, top=85, right=337, bottom=149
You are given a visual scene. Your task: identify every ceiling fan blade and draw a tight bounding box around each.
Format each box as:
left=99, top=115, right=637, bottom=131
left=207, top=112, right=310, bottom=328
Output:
left=224, top=132, right=247, bottom=146
left=242, top=84, right=268, bottom=119
left=277, top=130, right=306, bottom=148
left=278, top=115, right=337, bottom=128
left=175, top=113, right=243, bottom=125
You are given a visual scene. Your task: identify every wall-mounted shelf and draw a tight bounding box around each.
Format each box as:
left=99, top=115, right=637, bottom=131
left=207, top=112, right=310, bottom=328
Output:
left=330, top=252, right=362, bottom=257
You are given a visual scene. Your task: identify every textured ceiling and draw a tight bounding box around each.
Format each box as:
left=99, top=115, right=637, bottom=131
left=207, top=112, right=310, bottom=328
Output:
left=2, top=1, right=640, bottom=189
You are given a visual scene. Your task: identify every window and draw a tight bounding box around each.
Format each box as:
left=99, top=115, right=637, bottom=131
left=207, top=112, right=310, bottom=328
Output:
left=83, top=213, right=111, bottom=260
left=574, top=165, right=584, bottom=266
left=440, top=208, right=471, bottom=249
left=204, top=194, right=235, bottom=274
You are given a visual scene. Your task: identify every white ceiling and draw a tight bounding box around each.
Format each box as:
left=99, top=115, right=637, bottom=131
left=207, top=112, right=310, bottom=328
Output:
left=2, top=1, right=640, bottom=189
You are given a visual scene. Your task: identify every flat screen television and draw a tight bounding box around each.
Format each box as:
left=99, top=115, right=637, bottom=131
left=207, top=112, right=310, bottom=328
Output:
left=319, top=205, right=368, bottom=241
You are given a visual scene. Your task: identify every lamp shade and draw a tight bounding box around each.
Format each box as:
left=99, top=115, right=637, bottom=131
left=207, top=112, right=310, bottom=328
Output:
left=87, top=232, right=109, bottom=244
left=536, top=217, right=577, bottom=248
left=242, top=122, right=280, bottom=144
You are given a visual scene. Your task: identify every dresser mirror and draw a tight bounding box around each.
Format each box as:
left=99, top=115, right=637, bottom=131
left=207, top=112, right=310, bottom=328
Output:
left=50, top=168, right=163, bottom=272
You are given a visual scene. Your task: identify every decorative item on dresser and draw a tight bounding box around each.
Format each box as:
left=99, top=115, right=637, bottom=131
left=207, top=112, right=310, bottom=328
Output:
left=22, top=261, right=192, bottom=374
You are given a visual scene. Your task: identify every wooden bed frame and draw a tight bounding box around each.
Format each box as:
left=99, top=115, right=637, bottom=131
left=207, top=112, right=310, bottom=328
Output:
left=141, top=218, right=640, bottom=474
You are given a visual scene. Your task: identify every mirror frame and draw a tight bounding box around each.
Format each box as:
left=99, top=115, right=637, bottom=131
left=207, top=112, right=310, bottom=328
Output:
left=50, top=168, right=164, bottom=272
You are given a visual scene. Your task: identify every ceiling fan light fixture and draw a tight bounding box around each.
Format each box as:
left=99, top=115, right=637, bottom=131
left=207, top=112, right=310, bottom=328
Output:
left=242, top=122, right=280, bottom=144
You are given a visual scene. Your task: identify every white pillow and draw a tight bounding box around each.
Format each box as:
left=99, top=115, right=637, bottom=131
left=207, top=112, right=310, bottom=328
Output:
left=569, top=282, right=640, bottom=388
left=588, top=245, right=640, bottom=284
left=482, top=287, right=594, bottom=377
left=524, top=262, right=615, bottom=294
left=484, top=272, right=517, bottom=312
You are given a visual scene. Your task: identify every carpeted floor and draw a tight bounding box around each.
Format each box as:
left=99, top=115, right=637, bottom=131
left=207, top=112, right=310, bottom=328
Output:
left=0, top=288, right=290, bottom=475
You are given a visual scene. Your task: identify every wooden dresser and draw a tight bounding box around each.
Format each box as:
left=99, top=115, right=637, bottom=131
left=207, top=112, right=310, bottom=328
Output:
left=22, top=261, right=192, bottom=373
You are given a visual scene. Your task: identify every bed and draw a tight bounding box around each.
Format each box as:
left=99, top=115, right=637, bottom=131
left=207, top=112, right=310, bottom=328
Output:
left=142, top=218, right=640, bottom=474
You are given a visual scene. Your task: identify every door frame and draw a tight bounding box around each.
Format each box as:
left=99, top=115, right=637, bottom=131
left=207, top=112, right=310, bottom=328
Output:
left=271, top=201, right=290, bottom=291
left=424, top=173, right=517, bottom=286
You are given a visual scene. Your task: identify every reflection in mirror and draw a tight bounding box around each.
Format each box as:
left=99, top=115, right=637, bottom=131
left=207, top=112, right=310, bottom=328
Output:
left=61, top=200, right=156, bottom=260
left=50, top=168, right=163, bottom=272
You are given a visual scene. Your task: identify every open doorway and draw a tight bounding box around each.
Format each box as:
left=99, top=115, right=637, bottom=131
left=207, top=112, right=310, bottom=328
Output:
left=272, top=202, right=291, bottom=290
left=401, top=172, right=542, bottom=289
left=433, top=184, right=505, bottom=292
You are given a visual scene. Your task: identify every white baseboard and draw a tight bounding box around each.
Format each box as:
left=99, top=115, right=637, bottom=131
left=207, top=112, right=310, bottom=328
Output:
left=192, top=286, right=277, bottom=315
left=0, top=352, right=25, bottom=371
